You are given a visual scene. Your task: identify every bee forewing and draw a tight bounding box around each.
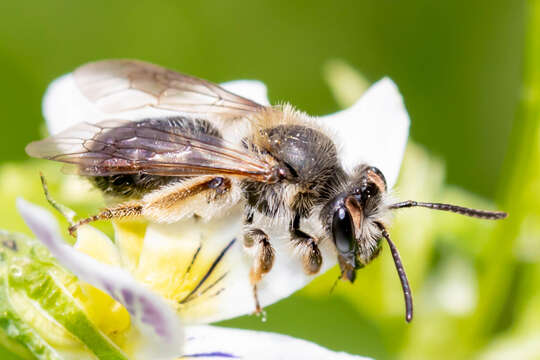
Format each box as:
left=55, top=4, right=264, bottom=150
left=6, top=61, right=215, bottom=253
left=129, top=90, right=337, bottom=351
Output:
left=27, top=119, right=275, bottom=181
left=43, top=69, right=270, bottom=136
left=316, top=78, right=410, bottom=189
left=73, top=60, right=264, bottom=117
left=27, top=120, right=127, bottom=158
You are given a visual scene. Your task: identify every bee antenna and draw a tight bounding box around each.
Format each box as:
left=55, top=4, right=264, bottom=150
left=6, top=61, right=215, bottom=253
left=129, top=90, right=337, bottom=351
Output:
left=376, top=222, right=413, bottom=322
left=39, top=172, right=76, bottom=226
left=389, top=201, right=508, bottom=220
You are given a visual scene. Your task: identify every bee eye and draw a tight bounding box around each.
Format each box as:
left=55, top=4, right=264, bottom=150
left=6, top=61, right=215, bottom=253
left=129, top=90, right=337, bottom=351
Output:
left=332, top=207, right=355, bottom=255
left=360, top=183, right=378, bottom=207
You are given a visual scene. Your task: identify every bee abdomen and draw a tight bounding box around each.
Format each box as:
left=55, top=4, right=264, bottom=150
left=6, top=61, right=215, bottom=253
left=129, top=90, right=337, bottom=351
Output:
left=89, top=116, right=222, bottom=199
left=90, top=174, right=182, bottom=199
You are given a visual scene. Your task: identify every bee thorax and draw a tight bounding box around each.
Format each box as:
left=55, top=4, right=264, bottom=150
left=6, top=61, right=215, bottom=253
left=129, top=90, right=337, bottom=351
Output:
left=242, top=124, right=346, bottom=218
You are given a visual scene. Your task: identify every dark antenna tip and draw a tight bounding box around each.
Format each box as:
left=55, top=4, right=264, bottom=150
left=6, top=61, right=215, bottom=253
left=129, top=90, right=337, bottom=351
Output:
left=376, top=222, right=413, bottom=323
left=389, top=200, right=507, bottom=220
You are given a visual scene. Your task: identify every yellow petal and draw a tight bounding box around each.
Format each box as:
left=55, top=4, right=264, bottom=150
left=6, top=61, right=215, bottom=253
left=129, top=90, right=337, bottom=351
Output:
left=113, top=220, right=147, bottom=272
left=133, top=215, right=242, bottom=323
left=74, top=225, right=121, bottom=266
left=72, top=225, right=130, bottom=341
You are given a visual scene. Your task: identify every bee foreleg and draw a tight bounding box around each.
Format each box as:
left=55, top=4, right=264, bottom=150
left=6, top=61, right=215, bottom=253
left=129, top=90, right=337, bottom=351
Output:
left=290, top=213, right=322, bottom=275
left=68, top=201, right=143, bottom=236
left=243, top=228, right=274, bottom=314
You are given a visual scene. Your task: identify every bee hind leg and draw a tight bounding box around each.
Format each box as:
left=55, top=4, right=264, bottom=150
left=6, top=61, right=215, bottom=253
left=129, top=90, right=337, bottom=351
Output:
left=243, top=228, right=275, bottom=314
left=68, top=176, right=232, bottom=237
left=39, top=172, right=143, bottom=237
left=68, top=202, right=143, bottom=237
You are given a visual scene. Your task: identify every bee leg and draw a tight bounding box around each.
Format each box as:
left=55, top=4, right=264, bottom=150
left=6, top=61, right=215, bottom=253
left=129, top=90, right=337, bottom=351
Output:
left=290, top=213, right=323, bottom=275
left=243, top=228, right=274, bottom=314
left=68, top=202, right=143, bottom=236
left=141, top=176, right=232, bottom=223
left=40, top=173, right=76, bottom=226
left=69, top=176, right=232, bottom=236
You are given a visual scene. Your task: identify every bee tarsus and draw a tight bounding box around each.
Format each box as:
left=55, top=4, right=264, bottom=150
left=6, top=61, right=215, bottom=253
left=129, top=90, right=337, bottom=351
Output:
left=245, top=228, right=275, bottom=313
left=68, top=202, right=143, bottom=236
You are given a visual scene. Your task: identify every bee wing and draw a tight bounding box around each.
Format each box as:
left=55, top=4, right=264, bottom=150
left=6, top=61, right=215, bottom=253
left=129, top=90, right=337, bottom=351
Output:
left=26, top=119, right=276, bottom=182
left=72, top=59, right=265, bottom=120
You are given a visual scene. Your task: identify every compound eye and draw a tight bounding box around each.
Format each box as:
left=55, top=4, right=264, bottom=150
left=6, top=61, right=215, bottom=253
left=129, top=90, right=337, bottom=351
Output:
left=332, top=207, right=355, bottom=256
left=360, top=182, right=379, bottom=207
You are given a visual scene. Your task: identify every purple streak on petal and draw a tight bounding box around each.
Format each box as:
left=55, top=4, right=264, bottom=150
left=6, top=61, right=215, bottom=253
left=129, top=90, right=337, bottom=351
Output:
left=183, top=352, right=239, bottom=358
left=16, top=199, right=185, bottom=359
left=121, top=288, right=134, bottom=307
left=140, top=299, right=167, bottom=337
left=104, top=283, right=115, bottom=297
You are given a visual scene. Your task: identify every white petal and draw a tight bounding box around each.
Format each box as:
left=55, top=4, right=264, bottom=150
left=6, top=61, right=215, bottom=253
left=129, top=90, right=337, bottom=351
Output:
left=184, top=325, right=371, bottom=360
left=316, top=77, right=410, bottom=188
left=221, top=80, right=270, bottom=105
left=43, top=73, right=100, bottom=134
left=130, top=209, right=337, bottom=324
left=16, top=199, right=184, bottom=360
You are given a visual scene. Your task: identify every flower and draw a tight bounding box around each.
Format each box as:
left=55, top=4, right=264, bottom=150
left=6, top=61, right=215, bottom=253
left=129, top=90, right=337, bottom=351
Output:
left=5, top=65, right=410, bottom=359
left=15, top=198, right=371, bottom=359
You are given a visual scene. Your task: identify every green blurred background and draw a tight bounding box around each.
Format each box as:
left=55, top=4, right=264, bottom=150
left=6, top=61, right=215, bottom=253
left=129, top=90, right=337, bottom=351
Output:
left=0, top=0, right=524, bottom=198
left=1, top=0, right=539, bottom=359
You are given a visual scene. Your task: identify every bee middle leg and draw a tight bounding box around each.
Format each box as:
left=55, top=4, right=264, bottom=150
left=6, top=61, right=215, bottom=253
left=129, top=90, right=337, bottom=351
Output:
left=290, top=213, right=323, bottom=275
left=243, top=226, right=275, bottom=314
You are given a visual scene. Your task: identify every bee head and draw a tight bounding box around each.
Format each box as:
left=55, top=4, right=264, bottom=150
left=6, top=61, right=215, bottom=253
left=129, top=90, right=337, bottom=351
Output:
left=325, top=164, right=507, bottom=323
left=324, top=164, right=414, bottom=321
left=327, top=165, right=388, bottom=282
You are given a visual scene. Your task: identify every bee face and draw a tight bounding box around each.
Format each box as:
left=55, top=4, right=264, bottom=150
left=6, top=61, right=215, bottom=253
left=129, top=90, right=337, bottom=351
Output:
left=323, top=165, right=389, bottom=282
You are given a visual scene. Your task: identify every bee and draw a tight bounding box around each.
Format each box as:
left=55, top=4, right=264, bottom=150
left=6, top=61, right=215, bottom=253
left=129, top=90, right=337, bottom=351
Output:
left=26, top=60, right=507, bottom=322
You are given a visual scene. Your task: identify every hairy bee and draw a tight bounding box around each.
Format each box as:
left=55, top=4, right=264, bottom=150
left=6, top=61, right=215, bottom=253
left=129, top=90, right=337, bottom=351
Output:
left=26, top=60, right=507, bottom=321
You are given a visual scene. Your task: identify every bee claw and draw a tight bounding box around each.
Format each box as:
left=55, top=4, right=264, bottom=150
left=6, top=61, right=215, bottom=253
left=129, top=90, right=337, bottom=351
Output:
left=255, top=309, right=268, bottom=322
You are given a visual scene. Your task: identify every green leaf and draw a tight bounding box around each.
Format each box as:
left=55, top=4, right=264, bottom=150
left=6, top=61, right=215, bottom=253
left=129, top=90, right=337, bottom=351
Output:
left=0, top=231, right=129, bottom=360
